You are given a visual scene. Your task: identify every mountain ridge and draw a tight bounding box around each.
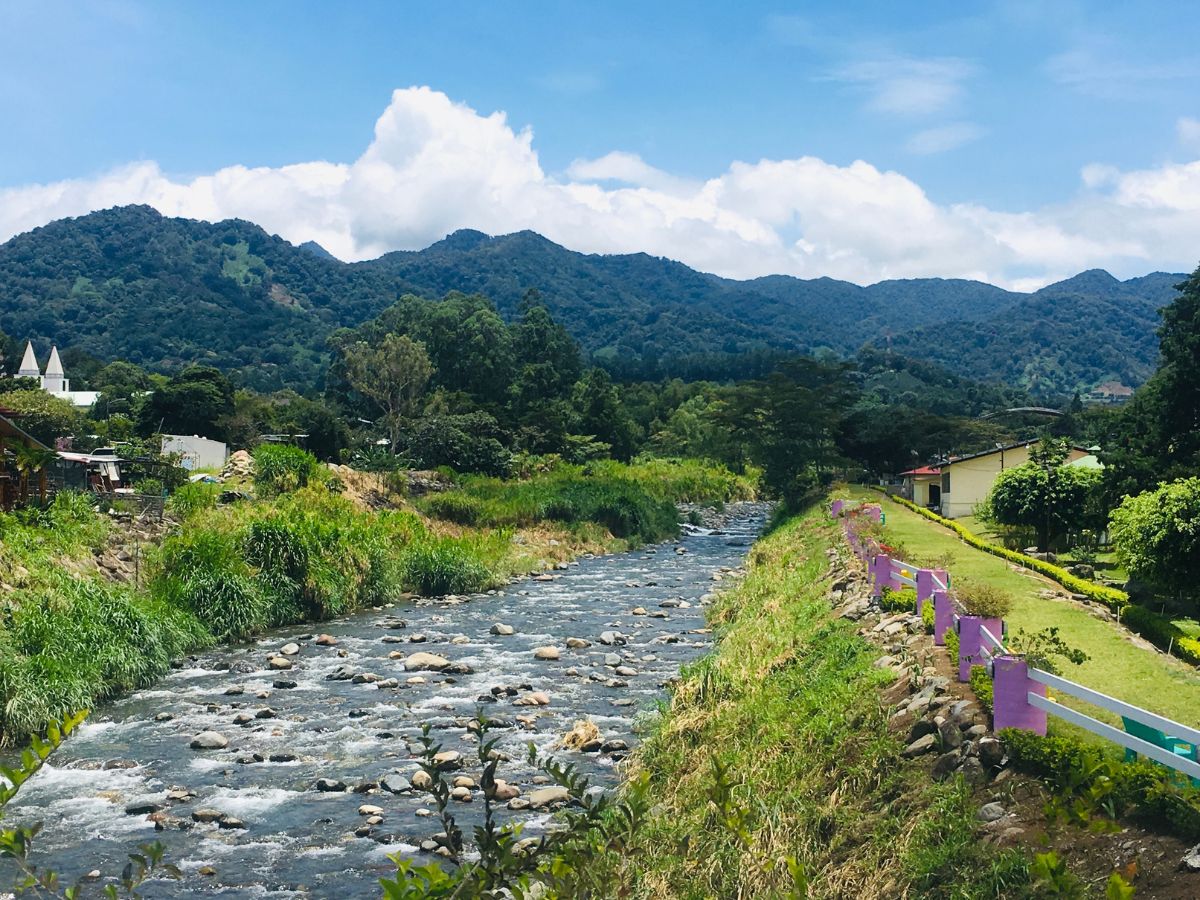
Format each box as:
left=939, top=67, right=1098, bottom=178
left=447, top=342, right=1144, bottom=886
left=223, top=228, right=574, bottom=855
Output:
left=0, top=205, right=1183, bottom=395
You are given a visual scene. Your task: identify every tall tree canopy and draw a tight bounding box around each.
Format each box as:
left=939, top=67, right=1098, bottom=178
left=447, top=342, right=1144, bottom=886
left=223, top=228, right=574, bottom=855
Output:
left=137, top=366, right=235, bottom=440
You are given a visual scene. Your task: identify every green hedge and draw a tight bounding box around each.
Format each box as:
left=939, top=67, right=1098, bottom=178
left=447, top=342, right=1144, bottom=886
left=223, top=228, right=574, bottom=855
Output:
left=878, top=491, right=1200, bottom=669
left=1001, top=727, right=1200, bottom=840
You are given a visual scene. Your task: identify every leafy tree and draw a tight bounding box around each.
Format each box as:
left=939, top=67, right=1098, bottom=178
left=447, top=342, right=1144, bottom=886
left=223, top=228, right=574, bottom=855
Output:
left=0, top=389, right=82, bottom=444
left=1109, top=477, right=1200, bottom=610
left=395, top=413, right=512, bottom=476
left=137, top=366, right=235, bottom=440
left=341, top=334, right=433, bottom=450
left=278, top=396, right=351, bottom=462
left=716, top=358, right=858, bottom=503
left=986, top=439, right=1104, bottom=551
left=1103, top=265, right=1200, bottom=499
left=91, top=360, right=153, bottom=417
left=571, top=368, right=640, bottom=461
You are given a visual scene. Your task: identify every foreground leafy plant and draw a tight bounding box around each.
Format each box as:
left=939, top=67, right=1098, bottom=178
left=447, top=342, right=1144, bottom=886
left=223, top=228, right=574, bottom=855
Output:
left=1, top=712, right=181, bottom=897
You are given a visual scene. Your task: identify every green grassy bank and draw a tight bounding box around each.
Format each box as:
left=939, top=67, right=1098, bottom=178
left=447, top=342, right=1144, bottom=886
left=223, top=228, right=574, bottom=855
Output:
left=581, top=502, right=1030, bottom=898
left=848, top=487, right=1200, bottom=727
left=0, top=456, right=747, bottom=745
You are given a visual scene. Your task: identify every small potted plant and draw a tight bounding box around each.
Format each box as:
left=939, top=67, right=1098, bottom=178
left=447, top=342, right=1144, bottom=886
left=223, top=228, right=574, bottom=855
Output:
left=953, top=580, right=1013, bottom=682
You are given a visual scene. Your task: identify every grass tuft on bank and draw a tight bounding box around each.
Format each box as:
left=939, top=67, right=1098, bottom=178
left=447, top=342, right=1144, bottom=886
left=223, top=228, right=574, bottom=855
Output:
left=581, top=502, right=1029, bottom=898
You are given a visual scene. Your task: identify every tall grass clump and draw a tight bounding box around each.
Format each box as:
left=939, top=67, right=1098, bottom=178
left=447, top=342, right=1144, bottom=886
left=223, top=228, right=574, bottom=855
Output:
left=0, top=576, right=210, bottom=743
left=252, top=444, right=322, bottom=495
left=400, top=536, right=495, bottom=596
left=168, top=481, right=220, bottom=519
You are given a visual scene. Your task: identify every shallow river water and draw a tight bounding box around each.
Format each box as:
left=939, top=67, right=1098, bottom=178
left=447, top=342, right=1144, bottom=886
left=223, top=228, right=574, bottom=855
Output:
left=4, top=504, right=766, bottom=897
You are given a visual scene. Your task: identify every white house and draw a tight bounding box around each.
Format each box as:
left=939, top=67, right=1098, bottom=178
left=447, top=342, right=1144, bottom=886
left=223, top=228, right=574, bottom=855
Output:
left=162, top=434, right=228, bottom=471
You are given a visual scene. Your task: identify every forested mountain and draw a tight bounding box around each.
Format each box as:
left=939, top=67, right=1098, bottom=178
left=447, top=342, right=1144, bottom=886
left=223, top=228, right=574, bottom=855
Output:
left=0, top=205, right=1183, bottom=394
left=885, top=270, right=1181, bottom=397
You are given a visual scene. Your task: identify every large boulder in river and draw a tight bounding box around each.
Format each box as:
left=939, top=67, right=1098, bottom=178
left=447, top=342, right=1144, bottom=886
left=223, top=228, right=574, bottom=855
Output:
left=533, top=646, right=560, bottom=660
left=528, top=786, right=571, bottom=810
left=404, top=652, right=451, bottom=672
left=190, top=731, right=228, bottom=750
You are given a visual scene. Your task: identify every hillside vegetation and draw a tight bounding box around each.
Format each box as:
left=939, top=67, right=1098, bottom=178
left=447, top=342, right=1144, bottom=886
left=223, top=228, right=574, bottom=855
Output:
left=0, top=206, right=1180, bottom=394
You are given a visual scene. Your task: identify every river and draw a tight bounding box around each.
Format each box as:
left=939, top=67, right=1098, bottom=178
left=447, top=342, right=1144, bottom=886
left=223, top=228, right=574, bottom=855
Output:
left=3, top=503, right=765, bottom=897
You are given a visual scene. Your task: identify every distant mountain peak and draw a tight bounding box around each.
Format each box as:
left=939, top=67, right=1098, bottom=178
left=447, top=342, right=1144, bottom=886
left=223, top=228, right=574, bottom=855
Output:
left=298, top=240, right=335, bottom=261
left=426, top=229, right=492, bottom=253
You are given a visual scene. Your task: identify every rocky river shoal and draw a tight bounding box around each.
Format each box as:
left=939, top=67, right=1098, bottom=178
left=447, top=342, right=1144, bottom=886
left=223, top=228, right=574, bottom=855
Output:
left=2, top=503, right=767, bottom=897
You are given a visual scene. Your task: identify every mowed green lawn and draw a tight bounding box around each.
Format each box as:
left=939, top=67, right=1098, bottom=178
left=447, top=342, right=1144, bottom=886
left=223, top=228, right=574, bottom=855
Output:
left=848, top=488, right=1200, bottom=728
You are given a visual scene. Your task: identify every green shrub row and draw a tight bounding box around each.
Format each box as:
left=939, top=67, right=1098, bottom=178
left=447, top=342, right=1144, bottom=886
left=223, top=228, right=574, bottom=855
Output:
left=1001, top=727, right=1200, bottom=840
left=1120, top=605, right=1200, bottom=667
left=878, top=586, right=917, bottom=613
left=880, top=491, right=1200, bottom=668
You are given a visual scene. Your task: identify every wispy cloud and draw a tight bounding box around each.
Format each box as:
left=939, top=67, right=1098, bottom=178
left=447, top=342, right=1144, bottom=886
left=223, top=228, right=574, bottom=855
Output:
left=830, top=55, right=975, bottom=116
left=905, top=122, right=984, bottom=155
left=1047, top=45, right=1200, bottom=99
left=536, top=71, right=603, bottom=95
left=1178, top=116, right=1200, bottom=152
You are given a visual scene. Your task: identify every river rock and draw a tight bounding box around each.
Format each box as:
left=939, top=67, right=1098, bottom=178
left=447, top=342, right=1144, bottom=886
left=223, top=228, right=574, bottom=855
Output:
left=268, top=656, right=293, bottom=670
left=490, top=623, right=515, bottom=636
left=601, top=739, right=629, bottom=753
left=533, top=646, right=560, bottom=660
left=316, top=778, right=347, bottom=792
left=514, top=691, right=550, bottom=706
left=615, top=666, right=638, bottom=677
left=358, top=804, right=383, bottom=816
left=450, top=786, right=472, bottom=802
left=232, top=713, right=254, bottom=726
left=489, top=780, right=520, bottom=801
left=631, top=607, right=647, bottom=615
left=432, top=750, right=462, bottom=771
left=190, top=731, right=229, bottom=750
left=411, top=770, right=434, bottom=790
left=327, top=664, right=355, bottom=680
left=268, top=753, right=296, bottom=763
left=254, top=707, right=277, bottom=719
left=279, top=642, right=301, bottom=656
left=604, top=653, right=622, bottom=666
left=217, top=816, right=246, bottom=830
left=273, top=679, right=298, bottom=689
left=223, top=686, right=244, bottom=696
left=381, top=773, right=411, bottom=794
left=528, top=786, right=571, bottom=810
left=153, top=712, right=174, bottom=722
left=404, top=652, right=450, bottom=672
left=124, top=794, right=167, bottom=816
left=566, top=637, right=590, bottom=649
left=191, top=808, right=225, bottom=823
left=315, top=634, right=338, bottom=646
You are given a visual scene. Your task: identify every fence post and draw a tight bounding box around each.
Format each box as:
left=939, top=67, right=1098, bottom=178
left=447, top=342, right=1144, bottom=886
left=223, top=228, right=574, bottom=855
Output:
left=831, top=499, right=844, bottom=518
left=957, top=615, right=1004, bottom=682
left=992, top=655, right=1047, bottom=735
left=932, top=590, right=952, bottom=645
left=870, top=554, right=890, bottom=597
left=866, top=505, right=882, bottom=524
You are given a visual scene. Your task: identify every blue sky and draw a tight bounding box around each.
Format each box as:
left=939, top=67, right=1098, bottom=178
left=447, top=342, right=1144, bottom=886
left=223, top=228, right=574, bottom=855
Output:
left=3, top=0, right=1200, bottom=287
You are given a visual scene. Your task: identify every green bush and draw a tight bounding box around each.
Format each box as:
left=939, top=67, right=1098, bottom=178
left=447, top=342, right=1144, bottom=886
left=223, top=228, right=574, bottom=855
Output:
left=879, top=586, right=917, bottom=612
left=1121, top=605, right=1200, bottom=667
left=921, top=600, right=935, bottom=634
left=421, top=492, right=485, bottom=525
left=401, top=538, right=493, bottom=596
left=1001, top=727, right=1200, bottom=838
left=252, top=444, right=322, bottom=495
left=168, top=481, right=219, bottom=519
left=1110, top=478, right=1200, bottom=609
left=954, top=579, right=1013, bottom=619
left=968, top=665, right=993, bottom=716
left=945, top=627, right=959, bottom=662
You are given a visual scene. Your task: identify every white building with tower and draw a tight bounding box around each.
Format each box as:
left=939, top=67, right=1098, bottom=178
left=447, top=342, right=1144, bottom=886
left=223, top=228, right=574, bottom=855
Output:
left=16, top=341, right=100, bottom=408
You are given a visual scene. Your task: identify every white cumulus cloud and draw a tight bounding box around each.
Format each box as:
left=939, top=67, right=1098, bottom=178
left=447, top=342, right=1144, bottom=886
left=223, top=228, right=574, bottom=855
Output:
left=1, top=86, right=1199, bottom=288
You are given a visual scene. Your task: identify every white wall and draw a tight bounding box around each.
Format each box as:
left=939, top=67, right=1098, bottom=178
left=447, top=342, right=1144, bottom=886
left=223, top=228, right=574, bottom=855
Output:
left=162, top=434, right=228, bottom=471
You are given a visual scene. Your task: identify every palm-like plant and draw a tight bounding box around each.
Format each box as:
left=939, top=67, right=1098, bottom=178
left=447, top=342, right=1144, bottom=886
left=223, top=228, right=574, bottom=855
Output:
left=13, top=445, right=57, bottom=504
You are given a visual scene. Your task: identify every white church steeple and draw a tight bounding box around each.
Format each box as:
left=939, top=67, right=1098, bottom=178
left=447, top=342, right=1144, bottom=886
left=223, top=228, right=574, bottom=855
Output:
left=18, top=341, right=40, bottom=379
left=42, top=346, right=68, bottom=393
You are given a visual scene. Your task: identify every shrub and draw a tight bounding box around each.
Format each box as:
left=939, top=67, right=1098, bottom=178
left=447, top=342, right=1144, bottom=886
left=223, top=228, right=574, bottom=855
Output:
left=1001, top=728, right=1200, bottom=838
left=1110, top=477, right=1200, bottom=611
left=1120, top=605, right=1200, bottom=666
left=954, top=580, right=1013, bottom=619
left=421, top=492, right=485, bottom=526
left=921, top=600, right=935, bottom=634
left=968, top=666, right=993, bottom=716
left=252, top=444, right=322, bottom=495
left=879, top=586, right=917, bottom=613
left=168, top=481, right=219, bottom=519
left=945, top=627, right=959, bottom=662
left=400, top=538, right=493, bottom=596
